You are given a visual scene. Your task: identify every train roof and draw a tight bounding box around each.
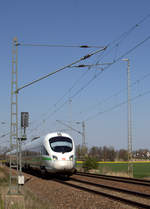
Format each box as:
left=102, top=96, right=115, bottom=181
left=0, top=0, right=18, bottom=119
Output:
left=6, top=132, right=74, bottom=154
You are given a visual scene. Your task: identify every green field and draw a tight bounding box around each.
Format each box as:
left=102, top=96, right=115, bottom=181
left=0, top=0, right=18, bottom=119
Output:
left=133, top=163, right=150, bottom=178
left=76, top=161, right=150, bottom=178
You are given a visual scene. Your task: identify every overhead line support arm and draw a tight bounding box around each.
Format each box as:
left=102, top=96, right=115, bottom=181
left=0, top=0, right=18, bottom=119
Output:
left=15, top=46, right=107, bottom=93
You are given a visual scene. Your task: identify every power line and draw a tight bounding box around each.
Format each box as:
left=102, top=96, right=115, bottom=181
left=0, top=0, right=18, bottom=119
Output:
left=0, top=132, right=10, bottom=139
left=114, top=35, right=150, bottom=63
left=27, top=64, right=110, bottom=132
left=27, top=70, right=104, bottom=134
left=79, top=71, right=150, bottom=116
left=46, top=66, right=92, bottom=112
left=15, top=46, right=107, bottom=93
left=20, top=43, right=105, bottom=49
left=27, top=35, right=150, bottom=135
left=110, top=13, right=150, bottom=47
left=85, top=89, right=150, bottom=121
left=21, top=68, right=92, bottom=135
left=19, top=14, right=150, bottom=136
left=61, top=35, right=150, bottom=104
left=95, top=13, right=150, bottom=64
left=70, top=63, right=113, bottom=68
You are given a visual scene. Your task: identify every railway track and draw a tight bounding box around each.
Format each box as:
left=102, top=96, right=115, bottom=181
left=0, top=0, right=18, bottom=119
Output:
left=76, top=171, right=150, bottom=186
left=7, top=166, right=150, bottom=208
left=52, top=173, right=150, bottom=208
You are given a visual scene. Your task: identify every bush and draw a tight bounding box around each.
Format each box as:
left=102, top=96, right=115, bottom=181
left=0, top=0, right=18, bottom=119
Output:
left=82, top=157, right=98, bottom=172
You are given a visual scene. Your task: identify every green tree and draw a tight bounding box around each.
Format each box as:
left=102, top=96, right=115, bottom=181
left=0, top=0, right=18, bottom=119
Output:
left=82, top=157, right=98, bottom=172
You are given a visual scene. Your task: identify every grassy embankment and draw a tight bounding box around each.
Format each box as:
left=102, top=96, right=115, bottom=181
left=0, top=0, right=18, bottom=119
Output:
left=0, top=166, right=51, bottom=209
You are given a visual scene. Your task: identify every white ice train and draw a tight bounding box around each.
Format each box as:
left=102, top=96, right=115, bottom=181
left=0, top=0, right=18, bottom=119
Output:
left=7, top=132, right=76, bottom=176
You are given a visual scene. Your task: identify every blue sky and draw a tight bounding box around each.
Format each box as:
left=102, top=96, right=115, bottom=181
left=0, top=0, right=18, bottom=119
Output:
left=0, top=0, right=150, bottom=150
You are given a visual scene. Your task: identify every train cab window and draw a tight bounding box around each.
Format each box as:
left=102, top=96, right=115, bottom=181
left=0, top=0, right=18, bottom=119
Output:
left=49, top=137, right=73, bottom=153
left=42, top=146, right=49, bottom=155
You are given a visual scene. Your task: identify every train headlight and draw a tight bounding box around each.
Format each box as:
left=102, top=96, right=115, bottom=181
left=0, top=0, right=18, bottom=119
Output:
left=53, top=155, right=58, bottom=160
left=69, top=155, right=73, bottom=161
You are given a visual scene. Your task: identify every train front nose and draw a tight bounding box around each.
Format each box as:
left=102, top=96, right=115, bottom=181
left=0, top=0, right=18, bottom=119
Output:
left=53, top=160, right=74, bottom=171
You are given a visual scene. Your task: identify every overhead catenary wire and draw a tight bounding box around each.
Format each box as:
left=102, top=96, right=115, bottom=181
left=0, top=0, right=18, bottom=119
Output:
left=1, top=15, right=150, bottom=148
left=84, top=89, right=150, bottom=122
left=16, top=51, right=106, bottom=134
left=15, top=46, right=107, bottom=93
left=17, top=13, right=150, bottom=137
left=71, top=62, right=113, bottom=68
left=0, top=125, right=25, bottom=146
left=18, top=13, right=150, bottom=135
left=110, top=13, right=150, bottom=47
left=27, top=70, right=105, bottom=133
left=79, top=70, right=150, bottom=116
left=27, top=64, right=110, bottom=132
left=34, top=63, right=150, bottom=125
left=42, top=66, right=92, bottom=115
left=95, top=13, right=150, bottom=64
left=0, top=132, right=10, bottom=147
left=19, top=43, right=105, bottom=49
left=27, top=35, right=150, bottom=136
left=27, top=86, right=150, bottom=141
left=57, top=35, right=150, bottom=106
left=4, top=68, right=150, bottom=143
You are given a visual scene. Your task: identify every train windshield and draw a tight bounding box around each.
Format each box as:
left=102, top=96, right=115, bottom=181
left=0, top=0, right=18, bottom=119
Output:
left=49, top=136, right=73, bottom=153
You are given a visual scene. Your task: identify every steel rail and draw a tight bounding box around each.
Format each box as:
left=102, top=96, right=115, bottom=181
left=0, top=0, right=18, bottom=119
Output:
left=76, top=172, right=150, bottom=186
left=12, top=167, right=150, bottom=208
left=70, top=177, right=150, bottom=198
left=53, top=178, right=150, bottom=209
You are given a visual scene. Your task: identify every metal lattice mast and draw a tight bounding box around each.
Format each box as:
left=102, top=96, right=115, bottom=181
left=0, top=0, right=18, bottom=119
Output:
left=127, top=59, right=133, bottom=177
left=9, top=37, right=19, bottom=194
left=82, top=121, right=86, bottom=148
left=122, top=58, right=133, bottom=177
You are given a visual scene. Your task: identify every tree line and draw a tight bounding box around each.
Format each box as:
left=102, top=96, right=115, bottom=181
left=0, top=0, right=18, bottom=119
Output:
left=76, top=145, right=150, bottom=161
left=0, top=145, right=150, bottom=161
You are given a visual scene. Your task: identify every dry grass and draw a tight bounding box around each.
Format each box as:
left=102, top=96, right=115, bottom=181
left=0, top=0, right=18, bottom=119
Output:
left=0, top=187, right=52, bottom=209
left=0, top=171, right=5, bottom=178
left=23, top=188, right=53, bottom=209
left=0, top=166, right=53, bottom=209
left=105, top=171, right=130, bottom=177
